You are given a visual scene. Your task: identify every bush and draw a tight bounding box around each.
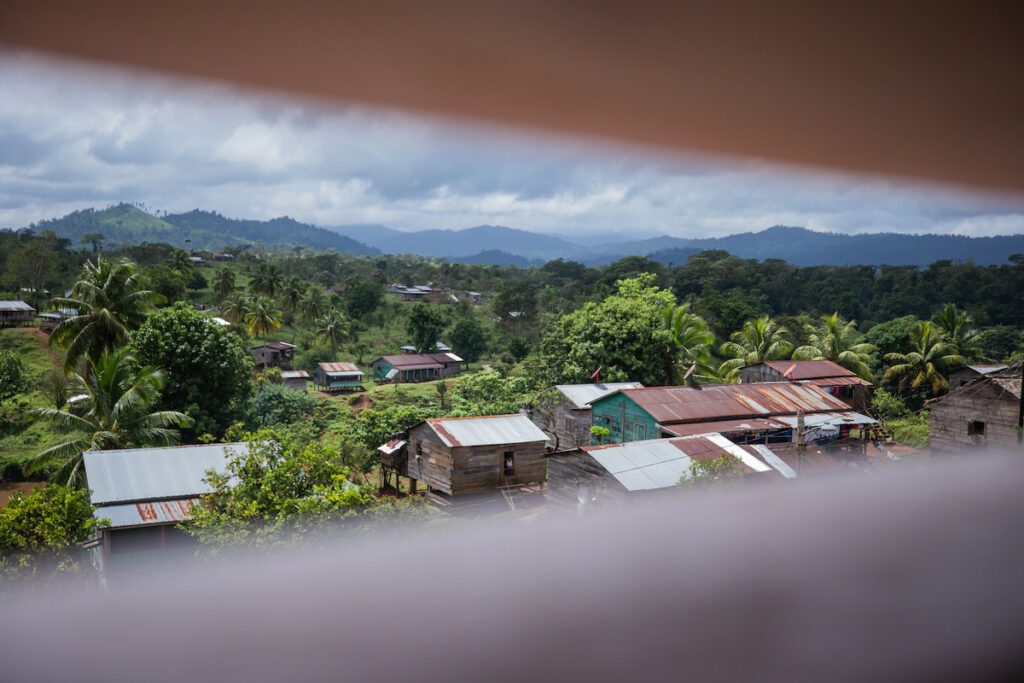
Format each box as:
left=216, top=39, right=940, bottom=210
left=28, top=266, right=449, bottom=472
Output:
left=0, top=349, right=27, bottom=403
left=889, top=411, right=929, bottom=448
left=249, top=382, right=338, bottom=430
left=871, top=388, right=909, bottom=419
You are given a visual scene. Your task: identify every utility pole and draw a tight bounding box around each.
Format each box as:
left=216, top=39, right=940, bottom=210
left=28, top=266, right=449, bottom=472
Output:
left=795, top=410, right=806, bottom=475
left=1017, top=363, right=1023, bottom=446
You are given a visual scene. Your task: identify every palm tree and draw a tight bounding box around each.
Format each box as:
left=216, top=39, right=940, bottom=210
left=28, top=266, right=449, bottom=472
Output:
left=169, top=249, right=194, bottom=271
left=213, top=268, right=236, bottom=299
left=316, top=308, right=351, bottom=355
left=662, top=303, right=716, bottom=384
left=718, top=315, right=793, bottom=381
left=281, top=276, right=307, bottom=317
left=244, top=296, right=283, bottom=338
left=28, top=349, right=192, bottom=486
left=51, top=257, right=163, bottom=372
left=932, top=303, right=987, bottom=363
left=221, top=293, right=248, bottom=326
left=351, top=340, right=371, bottom=365
left=883, top=321, right=964, bottom=394
left=792, top=312, right=877, bottom=380
left=250, top=263, right=285, bottom=298
left=299, top=285, right=330, bottom=325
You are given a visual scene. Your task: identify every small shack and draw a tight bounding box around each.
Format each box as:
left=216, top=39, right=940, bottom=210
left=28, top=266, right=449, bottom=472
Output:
left=281, top=369, right=310, bottom=392
left=531, top=382, right=644, bottom=451
left=382, top=414, right=548, bottom=499
left=249, top=341, right=296, bottom=369
left=312, top=362, right=364, bottom=392
left=928, top=365, right=1022, bottom=452
left=741, top=359, right=872, bottom=410
left=0, top=300, right=36, bottom=327
left=83, top=443, right=246, bottom=575
left=371, top=352, right=462, bottom=383
left=36, top=307, right=77, bottom=332
left=947, top=364, right=1009, bottom=390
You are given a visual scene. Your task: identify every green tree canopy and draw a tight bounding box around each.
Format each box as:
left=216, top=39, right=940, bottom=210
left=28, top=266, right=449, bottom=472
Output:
left=448, top=317, right=488, bottom=364
left=883, top=321, right=964, bottom=395
left=718, top=315, right=793, bottom=381
left=407, top=303, right=448, bottom=353
left=0, top=350, right=27, bottom=403
left=792, top=312, right=877, bottom=380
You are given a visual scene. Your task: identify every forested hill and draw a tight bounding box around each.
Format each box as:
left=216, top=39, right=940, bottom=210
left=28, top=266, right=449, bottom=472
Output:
left=607, top=226, right=1024, bottom=267
left=24, top=204, right=378, bottom=254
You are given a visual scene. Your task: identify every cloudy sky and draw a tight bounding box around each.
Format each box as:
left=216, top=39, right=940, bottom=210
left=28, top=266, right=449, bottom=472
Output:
left=2, top=49, right=1023, bottom=239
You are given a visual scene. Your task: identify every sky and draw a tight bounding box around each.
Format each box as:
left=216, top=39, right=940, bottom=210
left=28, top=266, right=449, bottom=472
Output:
left=2, top=48, right=1024, bottom=239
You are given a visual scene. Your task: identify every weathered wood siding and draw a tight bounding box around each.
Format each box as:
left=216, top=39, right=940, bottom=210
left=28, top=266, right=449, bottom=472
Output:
left=546, top=451, right=630, bottom=512
left=407, top=424, right=455, bottom=493
left=283, top=377, right=307, bottom=392
left=531, top=393, right=592, bottom=451
left=590, top=393, right=660, bottom=445
left=740, top=365, right=783, bottom=384
left=929, top=382, right=1021, bottom=451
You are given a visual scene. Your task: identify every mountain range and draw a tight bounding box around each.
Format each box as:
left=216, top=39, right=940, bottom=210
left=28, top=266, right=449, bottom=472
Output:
left=15, top=204, right=1024, bottom=267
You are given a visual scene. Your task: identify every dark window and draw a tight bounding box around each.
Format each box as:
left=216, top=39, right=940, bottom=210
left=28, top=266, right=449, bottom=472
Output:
left=968, top=420, right=986, bottom=437
left=503, top=451, right=515, bottom=476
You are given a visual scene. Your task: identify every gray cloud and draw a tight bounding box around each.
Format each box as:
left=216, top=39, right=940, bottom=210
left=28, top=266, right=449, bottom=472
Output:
left=1, top=49, right=1023, bottom=238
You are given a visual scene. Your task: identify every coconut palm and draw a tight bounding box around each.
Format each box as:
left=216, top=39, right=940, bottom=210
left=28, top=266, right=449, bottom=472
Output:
left=281, top=276, right=307, bottom=317
left=883, top=321, right=964, bottom=394
left=51, top=257, right=163, bottom=372
left=299, top=285, right=330, bottom=325
left=932, top=303, right=987, bottom=363
left=243, top=296, right=283, bottom=338
left=213, top=267, right=236, bottom=299
left=221, top=293, right=248, bottom=326
left=662, top=303, right=716, bottom=384
left=792, top=312, right=877, bottom=380
left=316, top=308, right=351, bottom=355
left=718, top=315, right=793, bottom=381
left=250, top=263, right=285, bottom=298
left=169, top=249, right=194, bottom=271
left=28, top=349, right=192, bottom=487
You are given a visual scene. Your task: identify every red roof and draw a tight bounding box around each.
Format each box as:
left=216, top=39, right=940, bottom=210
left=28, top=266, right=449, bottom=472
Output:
left=318, top=362, right=362, bottom=374
left=377, top=354, right=444, bottom=369
left=759, top=360, right=856, bottom=380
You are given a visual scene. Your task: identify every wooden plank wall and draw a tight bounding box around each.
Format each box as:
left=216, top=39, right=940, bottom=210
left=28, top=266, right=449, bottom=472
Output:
left=546, top=452, right=630, bottom=512
left=531, top=395, right=593, bottom=451
left=929, top=383, right=1021, bottom=451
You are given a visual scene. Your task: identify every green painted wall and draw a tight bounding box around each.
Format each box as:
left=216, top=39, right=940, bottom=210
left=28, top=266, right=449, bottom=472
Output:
left=589, top=393, right=660, bottom=444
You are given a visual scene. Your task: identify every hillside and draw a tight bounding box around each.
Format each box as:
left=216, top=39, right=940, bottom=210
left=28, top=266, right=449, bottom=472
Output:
left=455, top=250, right=542, bottom=267
left=27, top=204, right=378, bottom=254
left=330, top=224, right=587, bottom=261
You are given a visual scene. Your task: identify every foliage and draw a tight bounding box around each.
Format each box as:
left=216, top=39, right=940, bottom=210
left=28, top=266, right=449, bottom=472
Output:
left=250, top=262, right=285, bottom=298
left=792, top=312, right=877, bottom=380
left=51, top=256, right=163, bottom=371
left=662, top=303, right=716, bottom=384
left=888, top=412, right=930, bottom=448
left=445, top=370, right=533, bottom=416
left=131, top=302, right=254, bottom=438
left=407, top=303, right=448, bottom=353
left=185, top=433, right=423, bottom=549
left=540, top=274, right=677, bottom=386
left=344, top=278, right=384, bottom=318
left=249, top=382, right=339, bottom=431
left=863, top=315, right=921, bottom=359
left=883, top=321, right=964, bottom=395
left=351, top=403, right=438, bottom=450
left=316, top=308, right=351, bottom=355
left=213, top=267, right=236, bottom=299
left=243, top=296, right=283, bottom=338
left=590, top=425, right=610, bottom=444
left=0, top=350, right=27, bottom=403
left=0, top=484, right=103, bottom=583
left=678, top=454, right=742, bottom=489
left=28, top=349, right=192, bottom=486
left=39, top=368, right=71, bottom=409
left=932, top=303, right=987, bottom=362
left=718, top=315, right=793, bottom=381
left=506, top=337, right=531, bottom=362
left=981, top=326, right=1024, bottom=363
left=870, top=388, right=909, bottom=420
left=448, top=316, right=489, bottom=363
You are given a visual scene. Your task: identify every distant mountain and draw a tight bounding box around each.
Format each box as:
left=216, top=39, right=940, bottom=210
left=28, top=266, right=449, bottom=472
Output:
left=454, top=250, right=542, bottom=267
left=25, top=204, right=377, bottom=254
left=594, top=226, right=1024, bottom=267
left=329, top=224, right=588, bottom=261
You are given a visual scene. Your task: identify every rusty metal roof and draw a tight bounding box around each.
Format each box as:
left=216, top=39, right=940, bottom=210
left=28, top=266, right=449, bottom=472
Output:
left=318, top=362, right=362, bottom=374
left=759, top=360, right=856, bottom=380
left=802, top=376, right=872, bottom=387
left=281, top=370, right=310, bottom=379
left=376, top=354, right=444, bottom=369
left=602, top=383, right=854, bottom=425
left=425, top=414, right=548, bottom=447
left=97, top=498, right=201, bottom=529
left=662, top=418, right=787, bottom=436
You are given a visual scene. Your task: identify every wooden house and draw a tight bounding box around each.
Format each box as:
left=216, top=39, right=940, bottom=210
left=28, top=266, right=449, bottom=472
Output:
left=371, top=352, right=462, bottom=382
left=928, top=365, right=1022, bottom=452
left=947, top=364, right=1009, bottom=390
left=588, top=383, right=875, bottom=446
left=249, top=341, right=296, bottom=369
left=531, top=382, right=644, bottom=451
left=741, top=360, right=872, bottom=411
left=0, top=300, right=36, bottom=327
left=311, top=362, right=364, bottom=392
left=280, top=369, right=310, bottom=392
left=36, top=307, right=77, bottom=332
left=380, top=414, right=548, bottom=499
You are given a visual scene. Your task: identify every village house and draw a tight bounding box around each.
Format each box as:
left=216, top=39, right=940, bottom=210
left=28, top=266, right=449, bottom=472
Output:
left=531, top=382, right=644, bottom=451
left=947, top=364, right=1009, bottom=390
left=371, top=352, right=463, bottom=383
left=35, top=307, right=77, bottom=332
left=400, top=341, right=451, bottom=354
left=311, top=362, right=364, bottom=392
left=82, top=443, right=246, bottom=576
left=249, top=341, right=296, bottom=369
left=378, top=414, right=548, bottom=500
left=0, top=300, right=36, bottom=327
left=281, top=369, right=310, bottom=392
left=213, top=252, right=235, bottom=261
left=587, top=383, right=875, bottom=447
left=740, top=359, right=872, bottom=410
left=466, top=291, right=482, bottom=305
left=928, top=364, right=1022, bottom=452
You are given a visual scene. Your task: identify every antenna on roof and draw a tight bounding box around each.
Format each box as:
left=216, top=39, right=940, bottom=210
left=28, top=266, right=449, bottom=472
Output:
left=589, top=366, right=602, bottom=384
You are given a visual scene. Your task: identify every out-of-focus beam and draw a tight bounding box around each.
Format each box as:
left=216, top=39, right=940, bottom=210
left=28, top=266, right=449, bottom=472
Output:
left=1, top=1, right=1022, bottom=192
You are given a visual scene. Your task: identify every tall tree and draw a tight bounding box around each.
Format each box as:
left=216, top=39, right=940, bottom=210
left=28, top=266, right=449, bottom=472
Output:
left=718, top=315, right=793, bottom=381
left=213, top=267, right=236, bottom=299
left=28, top=349, right=191, bottom=486
left=169, top=249, right=194, bottom=272
left=407, top=303, right=447, bottom=353
left=244, top=296, right=284, bottom=338
left=317, top=308, right=351, bottom=356
left=81, top=232, right=105, bottom=254
left=883, top=321, right=964, bottom=394
left=662, top=303, right=716, bottom=384
left=281, top=276, right=307, bottom=317
left=792, top=312, right=877, bottom=380
left=51, top=257, right=163, bottom=372
left=250, top=263, right=285, bottom=298
left=299, top=285, right=330, bottom=325
left=449, top=316, right=488, bottom=366
left=932, top=303, right=986, bottom=363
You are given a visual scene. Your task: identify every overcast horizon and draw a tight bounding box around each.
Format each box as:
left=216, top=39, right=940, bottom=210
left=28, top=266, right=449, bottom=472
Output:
left=3, top=49, right=1024, bottom=239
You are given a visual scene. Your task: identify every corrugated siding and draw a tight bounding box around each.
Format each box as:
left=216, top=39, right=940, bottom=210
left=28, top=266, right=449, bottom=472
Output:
left=427, top=415, right=548, bottom=447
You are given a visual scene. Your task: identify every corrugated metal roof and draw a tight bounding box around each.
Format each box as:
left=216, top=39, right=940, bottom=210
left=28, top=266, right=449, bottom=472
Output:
left=96, top=498, right=200, bottom=529
left=425, top=415, right=548, bottom=447
left=0, top=300, right=35, bottom=312
left=252, top=341, right=296, bottom=351
left=376, top=354, right=444, bottom=369
left=751, top=445, right=798, bottom=479
left=281, top=370, right=310, bottom=379
left=603, top=383, right=854, bottom=425
left=773, top=411, right=876, bottom=428
left=84, top=443, right=246, bottom=505
left=662, top=418, right=786, bottom=436
left=802, top=376, right=872, bottom=386
left=966, top=364, right=1009, bottom=374
left=377, top=439, right=407, bottom=455
left=759, top=360, right=856, bottom=380
left=556, top=382, right=645, bottom=409
left=318, top=362, right=361, bottom=374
